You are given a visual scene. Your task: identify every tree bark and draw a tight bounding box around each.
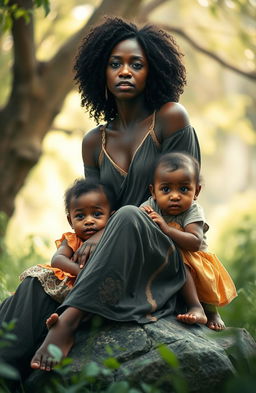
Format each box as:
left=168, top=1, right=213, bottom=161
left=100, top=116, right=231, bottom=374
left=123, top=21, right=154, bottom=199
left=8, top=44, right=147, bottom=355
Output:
left=0, top=0, right=254, bottom=232
left=0, top=0, right=144, bottom=230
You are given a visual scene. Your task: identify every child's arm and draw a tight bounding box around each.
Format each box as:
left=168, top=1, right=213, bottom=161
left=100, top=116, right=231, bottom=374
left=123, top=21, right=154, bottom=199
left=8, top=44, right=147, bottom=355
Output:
left=51, top=239, right=81, bottom=276
left=141, top=206, right=204, bottom=251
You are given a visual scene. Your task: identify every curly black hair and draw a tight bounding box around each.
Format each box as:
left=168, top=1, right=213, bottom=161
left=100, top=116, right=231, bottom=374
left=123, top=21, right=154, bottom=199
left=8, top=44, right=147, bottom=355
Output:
left=64, top=179, right=116, bottom=213
left=74, top=16, right=186, bottom=124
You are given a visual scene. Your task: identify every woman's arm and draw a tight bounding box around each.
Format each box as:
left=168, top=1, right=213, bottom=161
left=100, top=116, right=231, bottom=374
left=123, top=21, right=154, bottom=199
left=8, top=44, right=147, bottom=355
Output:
left=72, top=127, right=103, bottom=265
left=82, top=126, right=102, bottom=179
left=51, top=239, right=81, bottom=276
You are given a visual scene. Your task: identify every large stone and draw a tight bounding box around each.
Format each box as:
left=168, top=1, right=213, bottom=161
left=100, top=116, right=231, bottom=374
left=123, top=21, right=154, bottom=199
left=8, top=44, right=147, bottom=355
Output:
left=25, top=317, right=256, bottom=392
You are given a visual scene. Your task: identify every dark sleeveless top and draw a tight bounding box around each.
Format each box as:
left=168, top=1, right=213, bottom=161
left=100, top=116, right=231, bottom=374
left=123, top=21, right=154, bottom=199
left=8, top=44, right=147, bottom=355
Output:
left=84, top=114, right=200, bottom=208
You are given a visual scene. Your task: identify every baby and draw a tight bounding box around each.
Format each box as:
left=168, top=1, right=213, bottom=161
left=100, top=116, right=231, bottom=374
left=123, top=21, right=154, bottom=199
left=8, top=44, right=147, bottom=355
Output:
left=20, top=179, right=115, bottom=302
left=141, top=152, right=237, bottom=330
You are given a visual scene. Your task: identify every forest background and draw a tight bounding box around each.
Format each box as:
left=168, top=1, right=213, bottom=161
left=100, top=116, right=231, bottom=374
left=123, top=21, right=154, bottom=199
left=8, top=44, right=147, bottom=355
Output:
left=0, top=0, right=256, bottom=337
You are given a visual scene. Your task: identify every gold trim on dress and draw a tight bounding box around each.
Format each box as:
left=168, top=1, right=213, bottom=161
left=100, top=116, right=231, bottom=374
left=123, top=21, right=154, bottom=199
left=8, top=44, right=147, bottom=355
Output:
left=98, top=125, right=105, bottom=166
left=145, top=245, right=174, bottom=320
left=100, top=112, right=157, bottom=176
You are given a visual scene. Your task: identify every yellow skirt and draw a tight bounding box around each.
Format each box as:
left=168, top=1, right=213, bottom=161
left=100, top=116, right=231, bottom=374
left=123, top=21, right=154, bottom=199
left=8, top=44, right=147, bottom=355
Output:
left=180, top=250, right=237, bottom=306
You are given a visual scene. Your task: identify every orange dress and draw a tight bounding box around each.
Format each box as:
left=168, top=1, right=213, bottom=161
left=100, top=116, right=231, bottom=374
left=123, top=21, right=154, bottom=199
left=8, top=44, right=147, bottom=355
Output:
left=19, top=232, right=83, bottom=303
left=140, top=198, right=237, bottom=307
left=169, top=222, right=237, bottom=306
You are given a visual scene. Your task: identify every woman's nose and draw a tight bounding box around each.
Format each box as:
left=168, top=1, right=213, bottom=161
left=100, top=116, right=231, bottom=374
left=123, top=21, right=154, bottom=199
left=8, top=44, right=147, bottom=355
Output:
left=119, top=64, right=132, bottom=77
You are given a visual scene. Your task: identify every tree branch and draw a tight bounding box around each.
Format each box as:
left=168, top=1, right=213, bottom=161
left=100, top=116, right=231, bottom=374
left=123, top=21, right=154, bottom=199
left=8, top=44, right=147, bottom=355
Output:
left=137, top=0, right=170, bottom=22
left=161, top=24, right=256, bottom=81
left=11, top=0, right=37, bottom=79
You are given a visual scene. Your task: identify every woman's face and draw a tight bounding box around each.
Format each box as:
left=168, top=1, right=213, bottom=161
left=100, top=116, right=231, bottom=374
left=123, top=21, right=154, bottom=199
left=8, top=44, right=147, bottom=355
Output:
left=106, top=38, right=149, bottom=100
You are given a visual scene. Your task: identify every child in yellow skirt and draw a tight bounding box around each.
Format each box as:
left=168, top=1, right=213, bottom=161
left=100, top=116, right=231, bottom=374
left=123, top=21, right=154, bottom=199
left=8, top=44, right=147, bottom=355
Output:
left=141, top=152, right=237, bottom=330
left=20, top=179, right=115, bottom=303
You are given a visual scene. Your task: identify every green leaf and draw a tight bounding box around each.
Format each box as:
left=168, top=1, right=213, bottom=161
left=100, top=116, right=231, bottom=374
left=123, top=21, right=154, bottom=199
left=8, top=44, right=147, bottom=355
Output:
left=0, top=362, right=19, bottom=380
left=140, top=383, right=151, bottom=393
left=157, top=344, right=179, bottom=368
left=3, top=333, right=17, bottom=341
left=47, top=343, right=62, bottom=362
left=106, top=381, right=130, bottom=393
left=105, top=344, right=114, bottom=355
left=13, top=9, right=27, bottom=20
left=103, top=357, right=121, bottom=370
left=34, top=0, right=50, bottom=16
left=84, top=361, right=101, bottom=377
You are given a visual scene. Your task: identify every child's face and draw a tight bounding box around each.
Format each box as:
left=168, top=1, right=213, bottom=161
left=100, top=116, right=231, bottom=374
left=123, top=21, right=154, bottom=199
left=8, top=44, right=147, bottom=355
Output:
left=68, top=190, right=112, bottom=241
left=150, top=164, right=201, bottom=216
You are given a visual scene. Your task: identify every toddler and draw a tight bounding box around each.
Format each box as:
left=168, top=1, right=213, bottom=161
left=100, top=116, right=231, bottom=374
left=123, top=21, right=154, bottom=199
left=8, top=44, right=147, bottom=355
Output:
left=20, top=179, right=115, bottom=303
left=141, top=152, right=237, bottom=330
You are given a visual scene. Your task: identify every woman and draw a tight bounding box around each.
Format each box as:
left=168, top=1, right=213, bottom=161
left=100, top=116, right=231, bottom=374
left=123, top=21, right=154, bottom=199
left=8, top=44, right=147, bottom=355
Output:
left=0, top=17, right=200, bottom=375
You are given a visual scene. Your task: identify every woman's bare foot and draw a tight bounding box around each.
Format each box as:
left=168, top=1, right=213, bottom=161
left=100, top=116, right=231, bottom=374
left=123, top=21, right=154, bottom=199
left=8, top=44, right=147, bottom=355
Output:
left=205, top=310, right=225, bottom=331
left=31, top=307, right=84, bottom=371
left=177, top=306, right=207, bottom=325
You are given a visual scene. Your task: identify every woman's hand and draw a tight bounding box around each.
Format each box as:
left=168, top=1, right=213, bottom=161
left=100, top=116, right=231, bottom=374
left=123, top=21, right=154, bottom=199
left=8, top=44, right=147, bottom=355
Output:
left=72, top=229, right=104, bottom=268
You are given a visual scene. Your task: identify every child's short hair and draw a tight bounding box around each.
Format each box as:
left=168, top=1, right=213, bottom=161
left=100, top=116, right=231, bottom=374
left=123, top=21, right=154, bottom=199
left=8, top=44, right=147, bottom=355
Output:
left=154, top=152, right=201, bottom=184
left=64, top=179, right=115, bottom=214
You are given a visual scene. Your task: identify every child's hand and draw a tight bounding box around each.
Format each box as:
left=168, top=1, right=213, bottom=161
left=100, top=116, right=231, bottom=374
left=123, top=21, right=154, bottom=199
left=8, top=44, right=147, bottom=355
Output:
left=73, top=229, right=104, bottom=268
left=140, top=205, right=154, bottom=214
left=147, top=211, right=170, bottom=236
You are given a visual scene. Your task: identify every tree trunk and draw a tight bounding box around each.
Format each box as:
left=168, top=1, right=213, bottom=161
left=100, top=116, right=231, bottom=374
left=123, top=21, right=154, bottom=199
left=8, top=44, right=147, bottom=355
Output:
left=0, top=0, right=144, bottom=232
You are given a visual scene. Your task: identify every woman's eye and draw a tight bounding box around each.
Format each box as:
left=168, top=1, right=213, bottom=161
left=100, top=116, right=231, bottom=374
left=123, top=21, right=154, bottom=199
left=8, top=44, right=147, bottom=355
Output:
left=132, top=63, right=143, bottom=70
left=110, top=62, right=120, bottom=69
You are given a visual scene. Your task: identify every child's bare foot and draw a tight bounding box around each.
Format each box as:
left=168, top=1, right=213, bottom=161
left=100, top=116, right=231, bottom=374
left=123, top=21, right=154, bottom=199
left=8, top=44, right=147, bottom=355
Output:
left=205, top=310, right=225, bottom=331
left=177, top=306, right=207, bottom=325
left=46, top=313, right=59, bottom=330
left=31, top=308, right=83, bottom=371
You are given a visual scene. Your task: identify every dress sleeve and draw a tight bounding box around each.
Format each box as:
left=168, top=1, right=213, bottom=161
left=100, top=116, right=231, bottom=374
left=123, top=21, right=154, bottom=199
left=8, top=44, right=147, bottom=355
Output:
left=140, top=197, right=153, bottom=208
left=84, top=164, right=100, bottom=181
left=161, top=125, right=201, bottom=166
left=183, top=203, right=209, bottom=233
left=55, top=232, right=83, bottom=252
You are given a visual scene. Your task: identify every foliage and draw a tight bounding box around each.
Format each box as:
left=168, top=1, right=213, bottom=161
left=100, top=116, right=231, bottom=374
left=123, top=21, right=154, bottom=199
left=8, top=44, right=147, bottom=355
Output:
left=220, top=281, right=256, bottom=340
left=214, top=195, right=256, bottom=339
left=0, top=218, right=49, bottom=297
left=0, top=318, right=255, bottom=392
left=214, top=194, right=256, bottom=288
left=0, top=0, right=50, bottom=31
left=0, top=320, right=20, bottom=393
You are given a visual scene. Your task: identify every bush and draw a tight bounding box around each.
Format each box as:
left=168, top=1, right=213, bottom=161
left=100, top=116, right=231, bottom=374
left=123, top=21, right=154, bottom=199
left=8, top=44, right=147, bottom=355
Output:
left=214, top=194, right=256, bottom=339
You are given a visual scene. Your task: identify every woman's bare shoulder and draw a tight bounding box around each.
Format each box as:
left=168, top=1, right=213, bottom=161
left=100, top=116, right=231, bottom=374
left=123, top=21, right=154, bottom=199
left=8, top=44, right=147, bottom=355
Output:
left=82, top=126, right=102, bottom=147
left=156, top=102, right=190, bottom=139
left=82, top=126, right=102, bottom=165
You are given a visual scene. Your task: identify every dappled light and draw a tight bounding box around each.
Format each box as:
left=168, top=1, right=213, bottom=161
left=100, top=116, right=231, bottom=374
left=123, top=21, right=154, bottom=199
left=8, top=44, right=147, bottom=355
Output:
left=0, top=2, right=255, bottom=390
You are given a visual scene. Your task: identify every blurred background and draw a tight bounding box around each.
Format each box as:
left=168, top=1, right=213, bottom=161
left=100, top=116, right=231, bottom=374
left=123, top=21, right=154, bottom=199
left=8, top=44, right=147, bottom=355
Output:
left=0, top=0, right=255, bottom=337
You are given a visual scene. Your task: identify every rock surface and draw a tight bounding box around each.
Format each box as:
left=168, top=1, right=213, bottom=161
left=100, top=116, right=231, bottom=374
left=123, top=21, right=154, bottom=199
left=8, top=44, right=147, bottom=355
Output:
left=25, top=316, right=256, bottom=392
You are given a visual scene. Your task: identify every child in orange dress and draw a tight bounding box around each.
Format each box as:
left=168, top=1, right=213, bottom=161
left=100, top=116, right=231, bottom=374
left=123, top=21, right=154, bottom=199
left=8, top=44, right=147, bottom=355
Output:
left=141, top=152, right=237, bottom=330
left=20, top=179, right=115, bottom=303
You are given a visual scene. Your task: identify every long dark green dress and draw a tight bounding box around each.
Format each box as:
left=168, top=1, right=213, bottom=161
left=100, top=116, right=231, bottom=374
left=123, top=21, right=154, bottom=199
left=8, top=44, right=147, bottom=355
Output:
left=0, top=114, right=200, bottom=375
left=59, top=117, right=201, bottom=322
